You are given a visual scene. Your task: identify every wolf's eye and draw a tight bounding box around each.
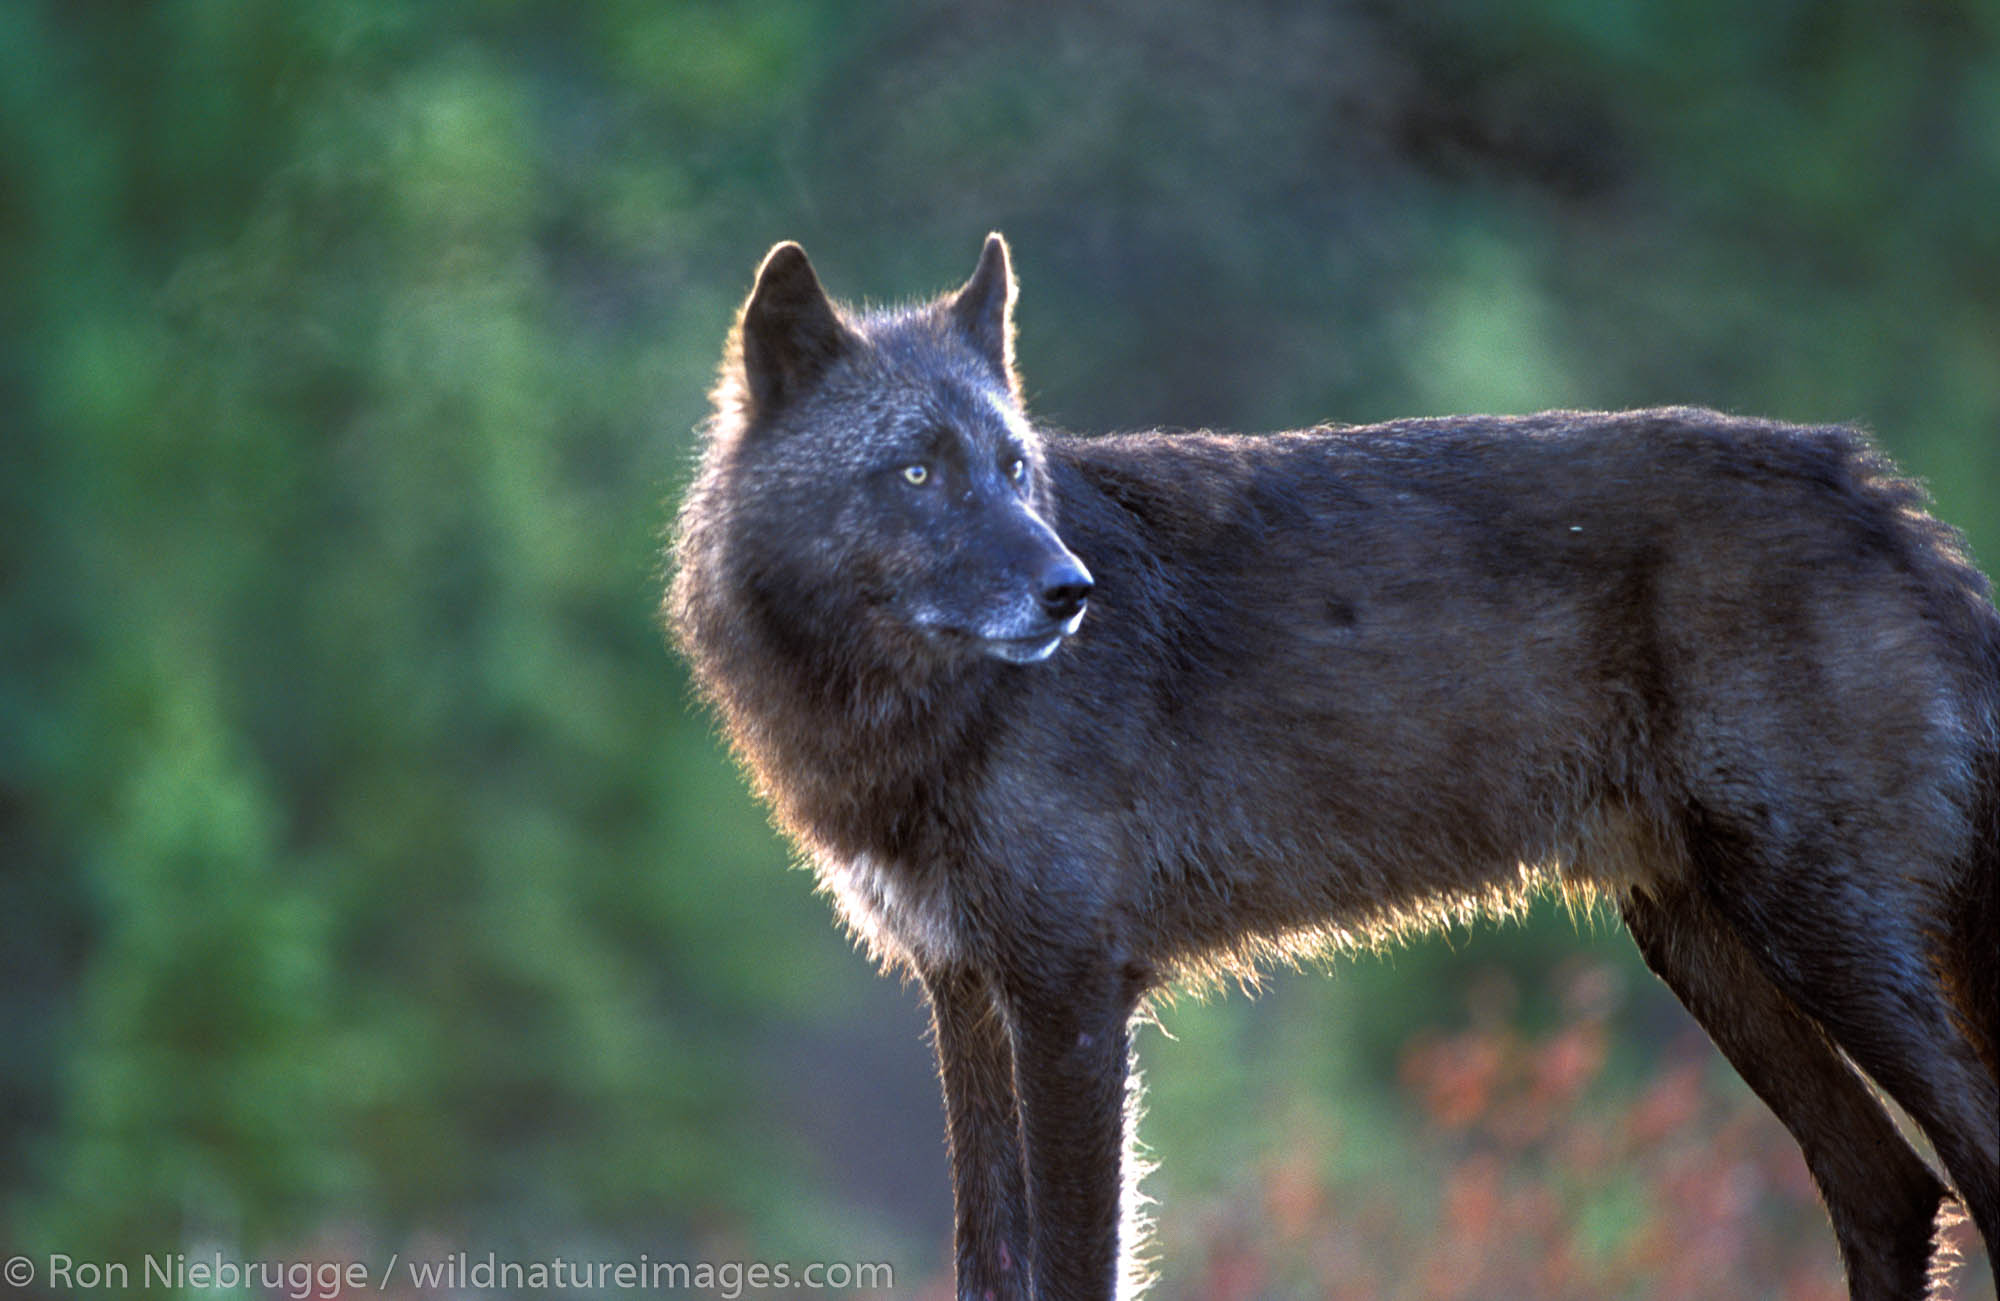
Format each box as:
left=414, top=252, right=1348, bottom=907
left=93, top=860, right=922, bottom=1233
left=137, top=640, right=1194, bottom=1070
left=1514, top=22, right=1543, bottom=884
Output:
left=901, top=463, right=930, bottom=486
left=1004, top=456, right=1027, bottom=485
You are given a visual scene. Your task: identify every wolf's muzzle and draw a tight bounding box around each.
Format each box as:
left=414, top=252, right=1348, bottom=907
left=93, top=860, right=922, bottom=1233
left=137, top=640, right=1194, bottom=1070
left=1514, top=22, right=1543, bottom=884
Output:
left=978, top=553, right=1092, bottom=665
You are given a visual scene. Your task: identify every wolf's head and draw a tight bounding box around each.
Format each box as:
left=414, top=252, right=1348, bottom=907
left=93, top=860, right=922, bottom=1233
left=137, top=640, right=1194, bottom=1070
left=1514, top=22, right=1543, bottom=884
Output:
left=682, top=235, right=1092, bottom=675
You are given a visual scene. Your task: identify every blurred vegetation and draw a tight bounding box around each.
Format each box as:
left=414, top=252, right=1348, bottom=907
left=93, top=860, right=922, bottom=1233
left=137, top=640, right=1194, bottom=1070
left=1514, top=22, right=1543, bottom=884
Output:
left=2, top=1, right=1995, bottom=1297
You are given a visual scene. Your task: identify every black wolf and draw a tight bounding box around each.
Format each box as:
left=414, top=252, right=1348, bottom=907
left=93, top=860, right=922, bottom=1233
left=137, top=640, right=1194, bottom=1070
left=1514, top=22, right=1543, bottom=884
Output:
left=668, top=235, right=1998, bottom=1301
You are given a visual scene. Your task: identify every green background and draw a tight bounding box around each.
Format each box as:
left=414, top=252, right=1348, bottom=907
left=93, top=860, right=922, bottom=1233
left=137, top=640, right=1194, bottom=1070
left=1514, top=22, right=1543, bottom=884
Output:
left=3, top=2, right=1995, bottom=1297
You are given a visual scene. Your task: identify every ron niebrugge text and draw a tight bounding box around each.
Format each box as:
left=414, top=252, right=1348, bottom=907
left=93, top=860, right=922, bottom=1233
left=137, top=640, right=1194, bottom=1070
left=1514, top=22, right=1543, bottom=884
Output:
left=19, top=1251, right=894, bottom=1297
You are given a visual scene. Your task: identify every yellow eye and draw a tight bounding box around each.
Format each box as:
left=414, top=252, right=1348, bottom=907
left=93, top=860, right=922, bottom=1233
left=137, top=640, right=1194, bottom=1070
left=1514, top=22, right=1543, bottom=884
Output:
left=902, top=463, right=930, bottom=486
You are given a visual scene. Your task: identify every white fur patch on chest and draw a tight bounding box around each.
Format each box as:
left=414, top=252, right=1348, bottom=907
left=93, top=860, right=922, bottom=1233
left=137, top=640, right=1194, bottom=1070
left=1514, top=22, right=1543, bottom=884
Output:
left=818, top=852, right=960, bottom=967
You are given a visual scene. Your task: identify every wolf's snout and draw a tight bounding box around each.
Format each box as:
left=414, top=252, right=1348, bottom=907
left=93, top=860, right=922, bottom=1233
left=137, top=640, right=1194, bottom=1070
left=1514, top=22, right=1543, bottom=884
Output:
left=1036, top=558, right=1093, bottom=624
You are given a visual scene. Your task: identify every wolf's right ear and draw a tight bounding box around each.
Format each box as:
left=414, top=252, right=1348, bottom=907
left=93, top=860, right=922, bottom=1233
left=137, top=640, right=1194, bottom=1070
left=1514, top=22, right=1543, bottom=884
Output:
left=737, top=242, right=851, bottom=414
left=948, top=233, right=1020, bottom=399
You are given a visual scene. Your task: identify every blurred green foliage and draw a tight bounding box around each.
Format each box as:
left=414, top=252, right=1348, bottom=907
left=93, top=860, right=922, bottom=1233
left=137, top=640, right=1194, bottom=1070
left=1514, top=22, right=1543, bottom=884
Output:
left=2, top=1, right=1995, bottom=1296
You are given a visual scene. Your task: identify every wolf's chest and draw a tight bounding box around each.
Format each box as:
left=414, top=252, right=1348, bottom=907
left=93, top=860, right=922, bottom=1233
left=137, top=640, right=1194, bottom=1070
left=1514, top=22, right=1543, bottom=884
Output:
left=818, top=852, right=961, bottom=967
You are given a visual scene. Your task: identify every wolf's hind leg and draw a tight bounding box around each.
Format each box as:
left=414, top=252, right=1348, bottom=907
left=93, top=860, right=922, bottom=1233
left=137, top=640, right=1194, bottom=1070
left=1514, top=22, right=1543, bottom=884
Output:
left=1683, top=828, right=1999, bottom=1264
left=1621, top=879, right=1950, bottom=1301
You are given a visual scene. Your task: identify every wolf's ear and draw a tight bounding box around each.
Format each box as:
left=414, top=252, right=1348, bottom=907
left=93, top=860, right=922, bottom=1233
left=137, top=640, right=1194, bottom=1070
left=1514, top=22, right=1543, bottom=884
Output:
left=948, top=233, right=1019, bottom=398
left=738, top=242, right=850, bottom=414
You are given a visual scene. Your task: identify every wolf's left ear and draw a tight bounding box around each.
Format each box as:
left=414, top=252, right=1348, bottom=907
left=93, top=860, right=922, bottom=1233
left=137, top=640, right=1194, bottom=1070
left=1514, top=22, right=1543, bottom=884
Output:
left=948, top=233, right=1019, bottom=398
left=739, top=241, right=852, bottom=415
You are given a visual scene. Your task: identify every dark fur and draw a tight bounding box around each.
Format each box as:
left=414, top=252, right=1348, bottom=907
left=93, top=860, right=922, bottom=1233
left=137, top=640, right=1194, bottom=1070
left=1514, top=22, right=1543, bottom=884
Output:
left=668, top=236, right=2000, bottom=1301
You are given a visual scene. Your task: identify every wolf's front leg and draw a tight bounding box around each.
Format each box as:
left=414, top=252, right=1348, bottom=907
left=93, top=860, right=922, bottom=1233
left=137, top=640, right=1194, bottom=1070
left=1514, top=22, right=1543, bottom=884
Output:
left=1005, top=953, right=1142, bottom=1301
left=924, top=965, right=1033, bottom=1300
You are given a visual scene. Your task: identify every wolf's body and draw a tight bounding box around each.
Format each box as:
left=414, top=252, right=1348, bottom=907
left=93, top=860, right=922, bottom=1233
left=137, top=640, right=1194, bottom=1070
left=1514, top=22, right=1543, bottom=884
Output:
left=668, top=236, right=1999, bottom=1301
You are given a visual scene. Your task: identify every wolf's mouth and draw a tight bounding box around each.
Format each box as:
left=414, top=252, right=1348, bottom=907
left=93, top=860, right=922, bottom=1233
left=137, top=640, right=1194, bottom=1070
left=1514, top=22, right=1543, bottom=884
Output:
left=977, top=606, right=1086, bottom=664
left=981, top=632, right=1066, bottom=664
left=911, top=606, right=1085, bottom=664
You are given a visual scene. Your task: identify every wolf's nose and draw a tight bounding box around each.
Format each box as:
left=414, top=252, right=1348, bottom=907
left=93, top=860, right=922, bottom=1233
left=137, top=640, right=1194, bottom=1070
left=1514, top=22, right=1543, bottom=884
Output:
left=1037, top=560, right=1093, bottom=623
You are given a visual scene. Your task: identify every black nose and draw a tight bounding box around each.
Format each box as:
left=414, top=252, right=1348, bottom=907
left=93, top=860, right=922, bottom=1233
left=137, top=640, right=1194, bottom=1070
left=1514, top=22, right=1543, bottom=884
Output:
left=1037, top=557, right=1093, bottom=623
